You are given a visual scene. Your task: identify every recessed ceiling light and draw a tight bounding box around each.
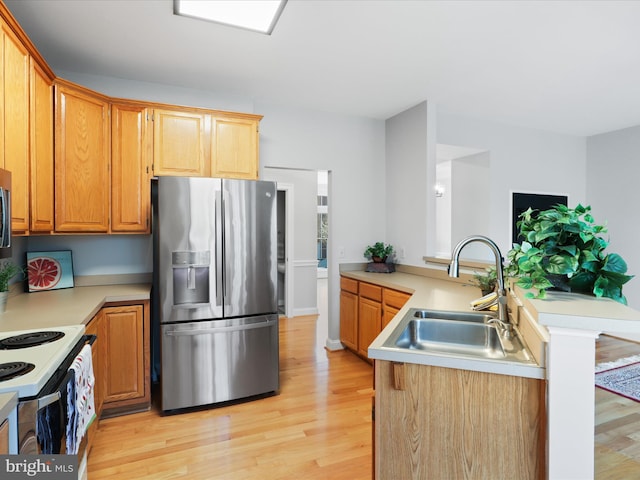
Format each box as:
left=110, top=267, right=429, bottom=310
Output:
left=174, top=0, right=287, bottom=35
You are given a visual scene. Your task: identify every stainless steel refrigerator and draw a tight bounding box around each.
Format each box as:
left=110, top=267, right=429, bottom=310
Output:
left=153, top=176, right=279, bottom=412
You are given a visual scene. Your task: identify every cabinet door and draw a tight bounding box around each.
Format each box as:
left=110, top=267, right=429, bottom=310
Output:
left=2, top=20, right=29, bottom=233
left=358, top=296, right=382, bottom=359
left=85, top=311, right=105, bottom=417
left=55, top=82, right=110, bottom=232
left=84, top=310, right=104, bottom=453
left=382, top=288, right=410, bottom=329
left=152, top=109, right=207, bottom=177
left=382, top=305, right=400, bottom=330
left=211, top=115, right=259, bottom=179
left=111, top=103, right=151, bottom=233
left=340, top=289, right=358, bottom=351
left=29, top=59, right=54, bottom=233
left=103, top=304, right=147, bottom=405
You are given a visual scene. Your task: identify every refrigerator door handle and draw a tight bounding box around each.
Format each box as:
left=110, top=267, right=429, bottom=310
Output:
left=165, top=319, right=277, bottom=336
left=215, top=189, right=223, bottom=307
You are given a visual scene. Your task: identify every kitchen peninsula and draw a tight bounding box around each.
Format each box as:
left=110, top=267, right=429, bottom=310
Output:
left=341, top=263, right=640, bottom=480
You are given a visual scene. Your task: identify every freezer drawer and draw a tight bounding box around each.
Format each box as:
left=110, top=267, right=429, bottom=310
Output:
left=160, top=315, right=279, bottom=411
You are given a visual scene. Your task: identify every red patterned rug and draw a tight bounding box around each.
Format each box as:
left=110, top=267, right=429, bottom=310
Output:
left=595, top=360, right=640, bottom=402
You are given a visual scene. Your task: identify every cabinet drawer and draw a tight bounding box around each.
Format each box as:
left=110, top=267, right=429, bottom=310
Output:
left=360, top=282, right=382, bottom=302
left=384, top=288, right=411, bottom=309
left=340, top=276, right=359, bottom=295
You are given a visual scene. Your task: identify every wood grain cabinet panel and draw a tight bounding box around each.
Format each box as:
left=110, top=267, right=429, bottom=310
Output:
left=111, top=103, right=151, bottom=233
left=1, top=19, right=30, bottom=233
left=102, top=302, right=150, bottom=415
left=152, top=108, right=207, bottom=177
left=211, top=115, right=259, bottom=179
left=54, top=80, right=110, bottom=232
left=0, top=418, right=8, bottom=454
left=29, top=59, right=54, bottom=233
left=358, top=296, right=382, bottom=359
left=84, top=310, right=105, bottom=454
left=375, top=361, right=546, bottom=480
left=340, top=289, right=358, bottom=351
left=382, top=288, right=411, bottom=329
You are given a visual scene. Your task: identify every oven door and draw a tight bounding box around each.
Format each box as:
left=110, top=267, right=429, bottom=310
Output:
left=16, top=334, right=96, bottom=455
left=17, top=370, right=72, bottom=454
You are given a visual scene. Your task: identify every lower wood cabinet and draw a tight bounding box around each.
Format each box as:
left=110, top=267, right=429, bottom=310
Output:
left=339, top=275, right=410, bottom=362
left=102, top=302, right=150, bottom=414
left=0, top=418, right=8, bottom=454
left=358, top=282, right=382, bottom=359
left=84, top=309, right=104, bottom=454
left=375, top=360, right=546, bottom=479
left=339, top=276, right=358, bottom=351
left=86, top=300, right=150, bottom=429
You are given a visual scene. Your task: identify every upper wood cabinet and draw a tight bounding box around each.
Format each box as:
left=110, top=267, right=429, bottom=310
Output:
left=211, top=115, right=259, bottom=179
left=1, top=18, right=30, bottom=233
left=55, top=80, right=111, bottom=233
left=111, top=103, right=151, bottom=233
left=152, top=108, right=207, bottom=177
left=29, top=59, right=54, bottom=233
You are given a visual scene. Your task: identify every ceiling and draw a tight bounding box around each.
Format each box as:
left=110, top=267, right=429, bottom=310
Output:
left=5, top=0, right=640, bottom=137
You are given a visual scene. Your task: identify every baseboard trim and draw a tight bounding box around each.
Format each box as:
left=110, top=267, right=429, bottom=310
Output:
left=293, top=307, right=319, bottom=317
left=325, top=338, right=344, bottom=351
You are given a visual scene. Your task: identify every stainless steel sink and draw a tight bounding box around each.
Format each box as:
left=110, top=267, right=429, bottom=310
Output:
left=381, top=308, right=536, bottom=364
left=412, top=309, right=494, bottom=324
left=394, top=318, right=505, bottom=358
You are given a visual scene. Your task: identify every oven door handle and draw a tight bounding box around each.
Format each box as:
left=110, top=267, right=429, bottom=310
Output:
left=38, top=370, right=73, bottom=409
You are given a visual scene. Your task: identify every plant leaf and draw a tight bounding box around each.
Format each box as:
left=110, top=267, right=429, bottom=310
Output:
left=601, top=253, right=628, bottom=274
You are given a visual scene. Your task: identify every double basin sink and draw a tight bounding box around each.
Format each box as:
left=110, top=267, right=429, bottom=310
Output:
left=381, top=308, right=535, bottom=364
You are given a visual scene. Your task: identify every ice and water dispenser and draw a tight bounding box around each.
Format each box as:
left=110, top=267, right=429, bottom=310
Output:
left=172, top=251, right=210, bottom=306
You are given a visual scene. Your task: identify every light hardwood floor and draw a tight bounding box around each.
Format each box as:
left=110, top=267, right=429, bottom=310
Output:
left=88, top=282, right=640, bottom=479
left=595, top=334, right=640, bottom=479
left=88, top=282, right=374, bottom=479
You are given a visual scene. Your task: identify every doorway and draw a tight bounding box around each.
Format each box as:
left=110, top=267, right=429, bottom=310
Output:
left=276, top=183, right=294, bottom=318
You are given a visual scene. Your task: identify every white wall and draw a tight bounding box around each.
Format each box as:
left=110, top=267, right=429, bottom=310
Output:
left=256, top=101, right=386, bottom=348
left=587, top=126, right=640, bottom=311
left=385, top=102, right=429, bottom=266
left=435, top=161, right=452, bottom=257
left=263, top=168, right=318, bottom=316
left=450, top=152, right=491, bottom=260
left=436, top=110, right=587, bottom=257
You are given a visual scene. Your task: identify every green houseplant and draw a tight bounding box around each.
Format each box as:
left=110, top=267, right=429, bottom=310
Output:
left=0, top=261, right=22, bottom=313
left=0, top=261, right=21, bottom=293
left=364, top=242, right=394, bottom=263
left=506, top=204, right=633, bottom=304
left=471, top=267, right=497, bottom=296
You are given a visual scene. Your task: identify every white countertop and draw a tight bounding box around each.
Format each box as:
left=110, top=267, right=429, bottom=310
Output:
left=342, top=268, right=545, bottom=379
left=0, top=284, right=150, bottom=332
left=514, top=284, right=640, bottom=333
left=0, top=391, right=17, bottom=422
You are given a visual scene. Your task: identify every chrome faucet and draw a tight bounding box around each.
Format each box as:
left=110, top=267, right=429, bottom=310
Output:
left=448, top=235, right=510, bottom=328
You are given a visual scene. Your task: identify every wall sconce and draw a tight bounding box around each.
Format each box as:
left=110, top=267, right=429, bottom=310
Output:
left=435, top=184, right=445, bottom=198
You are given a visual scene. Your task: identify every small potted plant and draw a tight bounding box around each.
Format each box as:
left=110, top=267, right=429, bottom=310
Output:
left=364, top=242, right=395, bottom=273
left=364, top=242, right=394, bottom=263
left=471, top=267, right=497, bottom=296
left=0, top=260, right=22, bottom=312
left=506, top=204, right=633, bottom=304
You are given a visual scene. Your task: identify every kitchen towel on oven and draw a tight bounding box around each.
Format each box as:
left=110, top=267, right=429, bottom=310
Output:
left=66, top=344, right=96, bottom=454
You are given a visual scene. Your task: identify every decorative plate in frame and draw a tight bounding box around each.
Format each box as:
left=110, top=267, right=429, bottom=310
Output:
left=26, top=250, right=74, bottom=292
